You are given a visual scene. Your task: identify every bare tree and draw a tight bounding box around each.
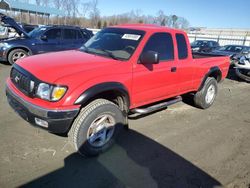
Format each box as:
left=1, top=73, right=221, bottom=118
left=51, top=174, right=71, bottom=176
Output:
left=89, top=0, right=100, bottom=28
left=62, top=0, right=73, bottom=17
left=53, top=0, right=62, bottom=9
left=35, top=0, right=42, bottom=5
left=81, top=1, right=91, bottom=18
left=176, top=17, right=190, bottom=29
left=41, top=0, right=50, bottom=6
left=71, top=0, right=80, bottom=18
left=156, top=10, right=168, bottom=26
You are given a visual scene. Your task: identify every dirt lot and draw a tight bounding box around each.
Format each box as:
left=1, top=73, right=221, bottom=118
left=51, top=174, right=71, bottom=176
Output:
left=0, top=62, right=250, bottom=188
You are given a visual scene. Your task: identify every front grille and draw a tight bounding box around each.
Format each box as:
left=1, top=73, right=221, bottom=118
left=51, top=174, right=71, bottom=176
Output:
left=10, top=68, right=33, bottom=96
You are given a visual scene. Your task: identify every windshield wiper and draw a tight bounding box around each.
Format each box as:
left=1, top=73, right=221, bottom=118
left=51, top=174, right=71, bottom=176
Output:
left=98, top=49, right=120, bottom=60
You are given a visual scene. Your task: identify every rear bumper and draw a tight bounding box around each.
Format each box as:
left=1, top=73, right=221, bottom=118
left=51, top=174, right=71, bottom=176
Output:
left=6, top=84, right=79, bottom=134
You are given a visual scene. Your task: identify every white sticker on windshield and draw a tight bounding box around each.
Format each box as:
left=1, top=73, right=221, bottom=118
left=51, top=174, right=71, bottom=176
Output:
left=122, top=34, right=141, bottom=41
left=40, top=28, right=47, bottom=30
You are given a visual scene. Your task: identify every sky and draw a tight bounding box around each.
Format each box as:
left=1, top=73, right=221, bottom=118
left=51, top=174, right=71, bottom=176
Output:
left=97, top=0, right=250, bottom=29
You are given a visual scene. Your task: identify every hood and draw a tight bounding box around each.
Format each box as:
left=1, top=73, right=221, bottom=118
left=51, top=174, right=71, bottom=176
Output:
left=17, top=50, right=120, bottom=83
left=0, top=13, right=29, bottom=37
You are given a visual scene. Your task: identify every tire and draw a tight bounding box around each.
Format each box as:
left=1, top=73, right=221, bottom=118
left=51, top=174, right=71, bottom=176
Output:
left=8, top=49, right=28, bottom=65
left=194, top=77, right=218, bottom=109
left=69, top=99, right=126, bottom=157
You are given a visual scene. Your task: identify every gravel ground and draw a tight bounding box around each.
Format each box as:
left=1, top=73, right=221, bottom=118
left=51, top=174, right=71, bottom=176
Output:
left=0, top=62, right=250, bottom=188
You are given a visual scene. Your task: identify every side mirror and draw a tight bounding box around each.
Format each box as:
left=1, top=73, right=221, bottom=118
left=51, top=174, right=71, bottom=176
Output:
left=40, top=35, right=47, bottom=41
left=139, top=51, right=159, bottom=64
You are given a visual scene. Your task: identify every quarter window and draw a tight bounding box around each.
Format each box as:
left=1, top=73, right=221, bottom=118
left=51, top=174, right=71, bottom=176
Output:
left=176, top=33, right=188, bottom=59
left=142, top=33, right=174, bottom=61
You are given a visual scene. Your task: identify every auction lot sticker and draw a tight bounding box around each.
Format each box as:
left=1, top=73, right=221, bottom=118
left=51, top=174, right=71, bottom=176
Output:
left=122, top=34, right=141, bottom=40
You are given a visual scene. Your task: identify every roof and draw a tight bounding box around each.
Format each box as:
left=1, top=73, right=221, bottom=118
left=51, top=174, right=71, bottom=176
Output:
left=0, top=0, right=65, bottom=16
left=114, top=24, right=185, bottom=33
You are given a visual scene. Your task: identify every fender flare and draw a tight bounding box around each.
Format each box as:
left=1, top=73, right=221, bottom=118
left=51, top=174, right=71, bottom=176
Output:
left=74, top=82, right=130, bottom=108
left=7, top=46, right=33, bottom=57
left=198, top=66, right=222, bottom=91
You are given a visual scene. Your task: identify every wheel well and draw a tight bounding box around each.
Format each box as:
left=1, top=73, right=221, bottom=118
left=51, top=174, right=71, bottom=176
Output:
left=7, top=47, right=31, bottom=59
left=208, top=70, right=222, bottom=82
left=80, top=90, right=129, bottom=113
left=198, top=69, right=222, bottom=91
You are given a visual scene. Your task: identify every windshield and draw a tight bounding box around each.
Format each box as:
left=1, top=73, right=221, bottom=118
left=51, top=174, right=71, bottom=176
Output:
left=218, top=45, right=243, bottom=52
left=80, top=28, right=145, bottom=60
left=28, top=27, right=47, bottom=38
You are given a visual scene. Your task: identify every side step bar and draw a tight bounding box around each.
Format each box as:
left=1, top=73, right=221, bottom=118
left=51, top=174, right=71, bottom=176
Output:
left=130, top=96, right=182, bottom=115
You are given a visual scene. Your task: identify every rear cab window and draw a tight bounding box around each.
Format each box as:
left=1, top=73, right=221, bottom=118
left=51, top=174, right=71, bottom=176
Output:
left=142, top=32, right=174, bottom=62
left=176, top=33, right=188, bottom=59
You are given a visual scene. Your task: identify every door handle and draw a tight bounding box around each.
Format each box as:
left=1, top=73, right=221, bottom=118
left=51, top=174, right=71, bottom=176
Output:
left=171, top=67, right=177, bottom=72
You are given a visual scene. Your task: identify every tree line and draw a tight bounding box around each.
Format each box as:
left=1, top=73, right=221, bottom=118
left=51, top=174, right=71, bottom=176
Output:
left=13, top=0, right=190, bottom=30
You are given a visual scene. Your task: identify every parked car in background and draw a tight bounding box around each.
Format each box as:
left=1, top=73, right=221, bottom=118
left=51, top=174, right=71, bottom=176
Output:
left=235, top=51, right=250, bottom=82
left=191, top=40, right=219, bottom=53
left=209, top=45, right=250, bottom=64
left=0, top=13, right=92, bottom=64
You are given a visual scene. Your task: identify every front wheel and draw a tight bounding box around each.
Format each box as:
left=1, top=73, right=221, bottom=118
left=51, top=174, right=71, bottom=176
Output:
left=8, top=49, right=28, bottom=65
left=69, top=99, right=126, bottom=157
left=194, top=77, right=218, bottom=109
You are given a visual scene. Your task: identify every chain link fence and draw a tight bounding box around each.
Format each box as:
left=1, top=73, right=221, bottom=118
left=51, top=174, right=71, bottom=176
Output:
left=188, top=29, right=250, bottom=46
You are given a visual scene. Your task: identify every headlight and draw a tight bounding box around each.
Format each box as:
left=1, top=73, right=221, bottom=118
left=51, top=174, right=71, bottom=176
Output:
left=36, top=83, right=67, bottom=101
left=0, top=42, right=8, bottom=48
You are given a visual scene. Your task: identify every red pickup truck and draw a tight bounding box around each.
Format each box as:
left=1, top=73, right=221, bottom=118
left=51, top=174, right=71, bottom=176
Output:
left=6, top=24, right=230, bottom=156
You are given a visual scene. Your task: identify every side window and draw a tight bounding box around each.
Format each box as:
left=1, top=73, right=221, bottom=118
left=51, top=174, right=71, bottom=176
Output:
left=142, top=32, right=174, bottom=61
left=63, top=29, right=77, bottom=39
left=44, top=29, right=62, bottom=40
left=176, top=33, right=188, bottom=59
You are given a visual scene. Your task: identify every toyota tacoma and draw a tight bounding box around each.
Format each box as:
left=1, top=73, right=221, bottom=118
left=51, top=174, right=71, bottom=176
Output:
left=6, top=24, right=230, bottom=156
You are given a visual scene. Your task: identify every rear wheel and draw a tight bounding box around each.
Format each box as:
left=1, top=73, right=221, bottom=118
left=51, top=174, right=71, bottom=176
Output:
left=194, top=77, right=218, bottom=109
left=8, top=49, right=28, bottom=65
left=69, top=99, right=126, bottom=157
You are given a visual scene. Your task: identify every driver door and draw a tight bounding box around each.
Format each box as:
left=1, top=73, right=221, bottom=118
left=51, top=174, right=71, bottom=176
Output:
left=132, top=32, right=180, bottom=107
left=36, top=28, right=62, bottom=54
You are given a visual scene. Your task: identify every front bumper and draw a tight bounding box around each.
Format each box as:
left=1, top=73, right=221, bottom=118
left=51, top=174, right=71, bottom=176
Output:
left=6, top=84, right=80, bottom=134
